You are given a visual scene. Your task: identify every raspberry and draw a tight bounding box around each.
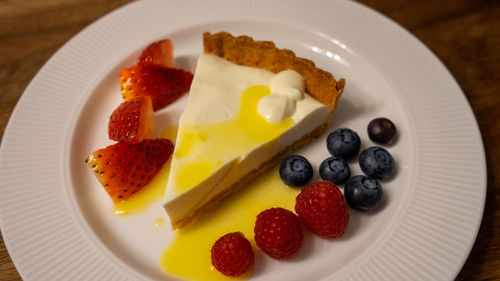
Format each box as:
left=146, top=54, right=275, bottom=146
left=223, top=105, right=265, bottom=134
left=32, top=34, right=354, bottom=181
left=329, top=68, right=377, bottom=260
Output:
left=295, top=181, right=349, bottom=238
left=211, top=232, right=254, bottom=277
left=254, top=207, right=303, bottom=259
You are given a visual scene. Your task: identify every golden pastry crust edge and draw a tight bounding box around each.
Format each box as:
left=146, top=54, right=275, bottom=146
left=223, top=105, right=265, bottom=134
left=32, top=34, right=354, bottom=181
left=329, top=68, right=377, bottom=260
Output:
left=203, top=31, right=345, bottom=112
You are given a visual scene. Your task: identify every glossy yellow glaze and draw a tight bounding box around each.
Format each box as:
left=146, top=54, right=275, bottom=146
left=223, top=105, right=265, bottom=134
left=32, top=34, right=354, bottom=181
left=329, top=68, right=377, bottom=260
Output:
left=160, top=167, right=299, bottom=281
left=172, top=85, right=293, bottom=194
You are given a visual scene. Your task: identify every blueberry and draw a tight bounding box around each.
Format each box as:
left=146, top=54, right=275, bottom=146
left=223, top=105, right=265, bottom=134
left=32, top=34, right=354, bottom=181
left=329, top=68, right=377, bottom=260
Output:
left=344, top=175, right=383, bottom=212
left=319, top=156, right=351, bottom=185
left=279, top=155, right=313, bottom=187
left=359, top=146, right=394, bottom=180
left=367, top=117, right=397, bottom=145
left=326, top=128, right=361, bottom=160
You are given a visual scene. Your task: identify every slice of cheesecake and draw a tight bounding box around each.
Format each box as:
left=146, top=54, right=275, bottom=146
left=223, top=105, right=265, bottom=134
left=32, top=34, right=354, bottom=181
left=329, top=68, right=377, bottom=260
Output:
left=163, top=32, right=345, bottom=229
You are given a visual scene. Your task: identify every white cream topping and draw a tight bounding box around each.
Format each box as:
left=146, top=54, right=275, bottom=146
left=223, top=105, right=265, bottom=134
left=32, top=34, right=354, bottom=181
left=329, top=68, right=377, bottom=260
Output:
left=258, top=70, right=305, bottom=123
left=270, top=69, right=305, bottom=96
left=257, top=95, right=295, bottom=123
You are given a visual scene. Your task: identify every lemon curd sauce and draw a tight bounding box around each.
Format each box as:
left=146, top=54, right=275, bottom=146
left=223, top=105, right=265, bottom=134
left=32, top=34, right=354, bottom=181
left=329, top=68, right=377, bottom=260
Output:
left=160, top=166, right=299, bottom=281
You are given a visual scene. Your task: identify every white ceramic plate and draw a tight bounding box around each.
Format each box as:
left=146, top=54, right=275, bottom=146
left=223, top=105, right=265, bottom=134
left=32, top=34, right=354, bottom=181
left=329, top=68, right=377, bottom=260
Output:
left=0, top=0, right=486, bottom=280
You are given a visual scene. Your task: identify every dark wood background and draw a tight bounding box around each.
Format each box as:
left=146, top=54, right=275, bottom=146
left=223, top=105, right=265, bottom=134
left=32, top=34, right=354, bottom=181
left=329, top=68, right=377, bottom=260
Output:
left=1, top=0, right=498, bottom=280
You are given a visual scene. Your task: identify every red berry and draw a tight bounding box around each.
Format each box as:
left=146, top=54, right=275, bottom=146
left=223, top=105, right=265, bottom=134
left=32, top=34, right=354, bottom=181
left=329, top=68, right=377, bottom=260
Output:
left=295, top=181, right=349, bottom=238
left=138, top=39, right=174, bottom=68
left=211, top=232, right=254, bottom=277
left=254, top=207, right=303, bottom=259
left=108, top=96, right=154, bottom=144
left=119, top=64, right=193, bottom=111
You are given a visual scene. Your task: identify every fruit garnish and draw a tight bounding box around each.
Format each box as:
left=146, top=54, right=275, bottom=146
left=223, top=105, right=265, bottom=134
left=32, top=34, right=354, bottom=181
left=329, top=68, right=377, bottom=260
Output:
left=319, top=155, right=351, bottom=185
left=119, top=64, right=193, bottom=111
left=85, top=139, right=173, bottom=203
left=138, top=39, right=174, bottom=68
left=108, top=96, right=154, bottom=144
left=279, top=155, right=313, bottom=187
left=295, top=181, right=349, bottom=238
left=326, top=128, right=361, bottom=160
left=358, top=146, right=394, bottom=180
left=211, top=232, right=254, bottom=277
left=254, top=207, right=303, bottom=259
left=367, top=117, right=397, bottom=145
left=344, top=175, right=383, bottom=212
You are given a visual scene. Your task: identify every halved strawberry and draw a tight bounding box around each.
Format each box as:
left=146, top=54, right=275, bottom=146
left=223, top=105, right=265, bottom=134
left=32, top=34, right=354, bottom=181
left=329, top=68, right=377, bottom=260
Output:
left=138, top=39, right=174, bottom=68
left=86, top=139, right=173, bottom=203
left=119, top=64, right=193, bottom=111
left=108, top=96, right=154, bottom=144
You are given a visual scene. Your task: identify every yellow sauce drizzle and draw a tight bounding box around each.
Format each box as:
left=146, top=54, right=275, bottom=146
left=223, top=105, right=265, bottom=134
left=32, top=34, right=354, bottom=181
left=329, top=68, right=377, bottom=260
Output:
left=173, top=85, right=293, bottom=194
left=162, top=126, right=179, bottom=144
left=154, top=217, right=166, bottom=228
left=175, top=160, right=221, bottom=190
left=160, top=167, right=299, bottom=281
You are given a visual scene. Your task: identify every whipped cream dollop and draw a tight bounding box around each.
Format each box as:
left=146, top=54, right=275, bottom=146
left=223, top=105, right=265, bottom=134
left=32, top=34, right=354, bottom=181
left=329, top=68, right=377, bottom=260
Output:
left=257, top=70, right=305, bottom=123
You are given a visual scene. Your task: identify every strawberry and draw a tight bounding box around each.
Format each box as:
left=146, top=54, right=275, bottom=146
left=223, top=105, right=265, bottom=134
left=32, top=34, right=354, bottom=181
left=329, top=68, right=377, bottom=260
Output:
left=108, top=96, right=154, bottom=144
left=295, top=181, right=349, bottom=238
left=119, top=64, right=193, bottom=111
left=85, top=139, right=173, bottom=203
left=211, top=232, right=254, bottom=277
left=138, top=39, right=174, bottom=68
left=254, top=207, right=303, bottom=259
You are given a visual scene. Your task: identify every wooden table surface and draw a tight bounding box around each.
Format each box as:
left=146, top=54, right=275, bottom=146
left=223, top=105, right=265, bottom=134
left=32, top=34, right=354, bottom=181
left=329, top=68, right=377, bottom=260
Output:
left=0, top=0, right=498, bottom=280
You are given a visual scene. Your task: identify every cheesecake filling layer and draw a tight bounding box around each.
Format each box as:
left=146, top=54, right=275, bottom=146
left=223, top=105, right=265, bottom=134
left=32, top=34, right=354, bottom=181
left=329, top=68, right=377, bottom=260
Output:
left=163, top=54, right=330, bottom=226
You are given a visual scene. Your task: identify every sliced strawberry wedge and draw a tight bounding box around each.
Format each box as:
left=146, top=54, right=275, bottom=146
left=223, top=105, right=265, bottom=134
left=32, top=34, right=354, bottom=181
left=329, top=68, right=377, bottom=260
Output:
left=108, top=96, right=154, bottom=144
left=138, top=39, right=174, bottom=68
left=86, top=139, right=173, bottom=203
left=119, top=64, right=193, bottom=111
